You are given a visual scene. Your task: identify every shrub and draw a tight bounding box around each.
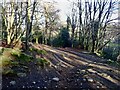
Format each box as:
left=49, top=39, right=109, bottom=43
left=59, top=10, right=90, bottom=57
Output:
left=102, top=43, right=120, bottom=61
left=52, top=27, right=72, bottom=47
left=52, top=37, right=61, bottom=47
left=72, top=39, right=79, bottom=48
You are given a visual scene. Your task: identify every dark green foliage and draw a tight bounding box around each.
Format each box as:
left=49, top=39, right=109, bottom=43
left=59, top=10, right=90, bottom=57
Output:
left=72, top=39, right=79, bottom=48
left=107, top=59, right=120, bottom=67
left=102, top=43, right=120, bottom=61
left=52, top=38, right=60, bottom=47
left=52, top=27, right=72, bottom=47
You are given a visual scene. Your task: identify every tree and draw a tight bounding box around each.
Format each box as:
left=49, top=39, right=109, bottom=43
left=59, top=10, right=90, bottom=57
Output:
left=1, top=1, right=26, bottom=47
left=71, top=3, right=77, bottom=47
left=72, top=0, right=119, bottom=53
left=42, top=1, right=60, bottom=45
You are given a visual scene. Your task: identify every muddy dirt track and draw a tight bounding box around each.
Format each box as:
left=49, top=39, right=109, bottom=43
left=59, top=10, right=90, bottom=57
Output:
left=2, top=44, right=120, bottom=90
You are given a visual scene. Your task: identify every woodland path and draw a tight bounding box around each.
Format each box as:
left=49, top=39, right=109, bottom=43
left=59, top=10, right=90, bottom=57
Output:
left=2, top=44, right=120, bottom=90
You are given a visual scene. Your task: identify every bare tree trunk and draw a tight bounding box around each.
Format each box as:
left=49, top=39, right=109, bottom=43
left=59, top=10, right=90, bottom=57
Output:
left=25, top=0, right=36, bottom=50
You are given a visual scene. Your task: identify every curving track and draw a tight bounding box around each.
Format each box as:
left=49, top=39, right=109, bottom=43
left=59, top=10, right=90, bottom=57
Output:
left=2, top=44, right=120, bottom=90
left=42, top=45, right=120, bottom=89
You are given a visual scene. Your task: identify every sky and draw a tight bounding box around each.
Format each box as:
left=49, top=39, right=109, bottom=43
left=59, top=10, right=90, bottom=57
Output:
left=44, top=0, right=72, bottom=22
left=55, top=0, right=71, bottom=21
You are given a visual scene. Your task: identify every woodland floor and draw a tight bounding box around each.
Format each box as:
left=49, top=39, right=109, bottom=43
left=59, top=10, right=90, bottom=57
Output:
left=2, top=44, right=120, bottom=90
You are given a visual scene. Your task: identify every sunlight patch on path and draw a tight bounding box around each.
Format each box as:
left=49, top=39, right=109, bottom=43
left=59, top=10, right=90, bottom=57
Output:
left=63, top=56, right=88, bottom=65
left=87, top=68, right=120, bottom=86
left=43, top=46, right=120, bottom=75
left=53, top=54, right=74, bottom=68
left=88, top=64, right=120, bottom=74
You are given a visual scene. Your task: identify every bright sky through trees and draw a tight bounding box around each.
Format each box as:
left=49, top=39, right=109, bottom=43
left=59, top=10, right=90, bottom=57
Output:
left=0, top=0, right=119, bottom=22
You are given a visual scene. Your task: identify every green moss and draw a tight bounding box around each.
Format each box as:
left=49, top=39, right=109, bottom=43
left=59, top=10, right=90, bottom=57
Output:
left=10, top=61, right=19, bottom=66
left=16, top=53, right=33, bottom=63
left=36, top=58, right=50, bottom=67
left=0, top=56, right=11, bottom=67
left=4, top=48, right=12, bottom=51
left=0, top=47, right=4, bottom=55
left=29, top=47, right=47, bottom=55
left=29, top=47, right=33, bottom=52
left=1, top=47, right=34, bottom=68
left=1, top=48, right=34, bottom=77
left=2, top=69, right=17, bottom=76
left=37, top=49, right=47, bottom=55
left=29, top=47, right=37, bottom=52
left=11, top=49, right=21, bottom=57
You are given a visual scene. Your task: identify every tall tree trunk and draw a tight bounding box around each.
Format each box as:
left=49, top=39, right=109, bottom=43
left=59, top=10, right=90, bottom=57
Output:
left=25, top=0, right=36, bottom=50
left=25, top=1, right=30, bottom=50
left=92, top=38, right=95, bottom=53
left=78, top=0, right=83, bottom=48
